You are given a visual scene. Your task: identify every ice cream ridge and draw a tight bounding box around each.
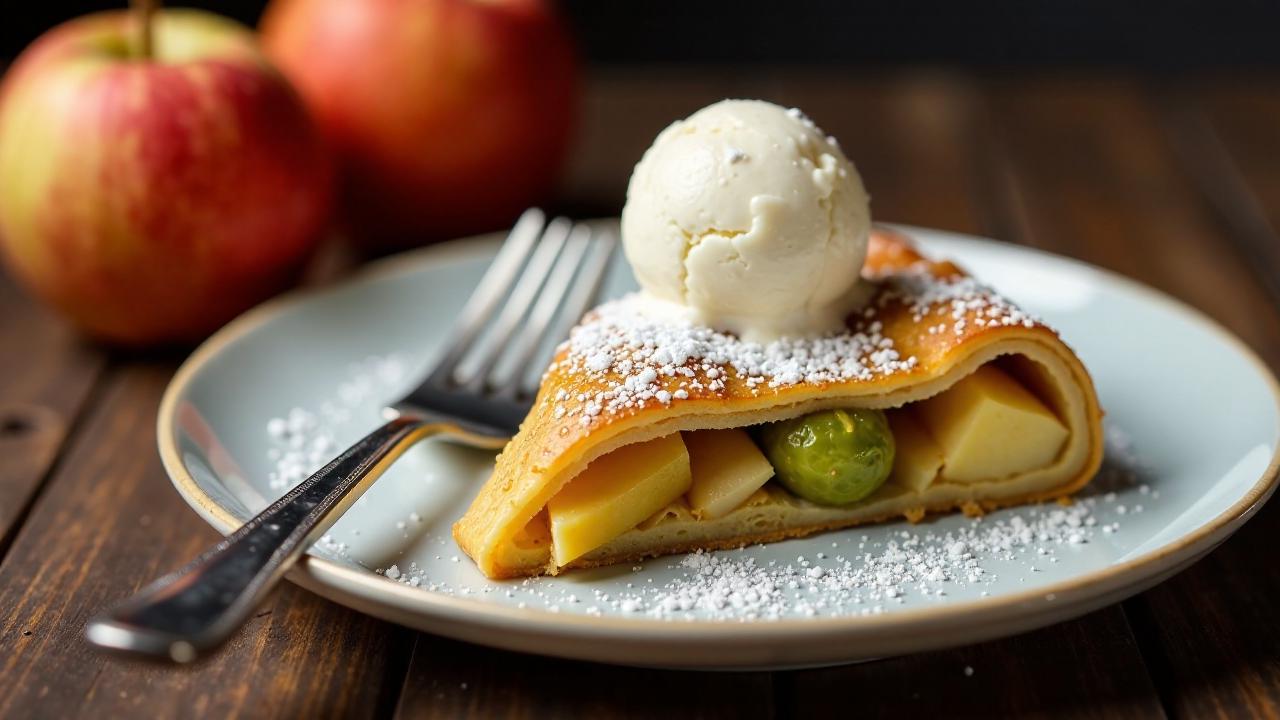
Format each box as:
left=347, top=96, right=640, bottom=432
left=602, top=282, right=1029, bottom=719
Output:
left=453, top=99, right=1104, bottom=579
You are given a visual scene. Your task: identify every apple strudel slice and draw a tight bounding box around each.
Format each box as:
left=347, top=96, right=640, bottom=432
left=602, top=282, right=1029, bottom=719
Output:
left=454, top=230, right=1104, bottom=579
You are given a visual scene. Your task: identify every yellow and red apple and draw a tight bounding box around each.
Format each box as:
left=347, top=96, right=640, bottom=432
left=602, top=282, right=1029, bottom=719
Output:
left=0, top=9, right=332, bottom=345
left=261, top=0, right=578, bottom=250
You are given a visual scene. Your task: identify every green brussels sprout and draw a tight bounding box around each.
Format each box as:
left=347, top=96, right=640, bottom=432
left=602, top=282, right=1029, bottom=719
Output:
left=760, top=409, right=895, bottom=506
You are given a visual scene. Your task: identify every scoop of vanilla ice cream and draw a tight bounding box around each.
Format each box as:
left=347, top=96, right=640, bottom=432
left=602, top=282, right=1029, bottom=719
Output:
left=621, top=99, right=872, bottom=342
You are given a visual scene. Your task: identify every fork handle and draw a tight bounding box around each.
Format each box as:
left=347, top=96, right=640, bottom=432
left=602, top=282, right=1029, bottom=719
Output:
left=85, top=415, right=435, bottom=663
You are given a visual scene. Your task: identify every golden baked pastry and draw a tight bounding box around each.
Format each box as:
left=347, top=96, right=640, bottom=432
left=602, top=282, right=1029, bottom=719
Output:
left=454, top=230, right=1104, bottom=579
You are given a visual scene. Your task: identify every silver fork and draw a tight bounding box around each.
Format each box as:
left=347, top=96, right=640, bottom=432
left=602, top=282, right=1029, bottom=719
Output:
left=84, top=210, right=616, bottom=663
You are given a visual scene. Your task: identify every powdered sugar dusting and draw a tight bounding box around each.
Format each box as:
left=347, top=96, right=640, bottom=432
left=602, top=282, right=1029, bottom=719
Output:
left=884, top=269, right=1039, bottom=333
left=546, top=268, right=1040, bottom=427
left=265, top=354, right=407, bottom=491
left=549, top=296, right=916, bottom=420
left=638, top=499, right=1094, bottom=620
left=371, top=422, right=1154, bottom=621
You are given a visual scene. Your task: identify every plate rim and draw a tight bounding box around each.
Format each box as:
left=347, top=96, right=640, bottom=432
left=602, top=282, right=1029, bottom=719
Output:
left=156, top=222, right=1280, bottom=645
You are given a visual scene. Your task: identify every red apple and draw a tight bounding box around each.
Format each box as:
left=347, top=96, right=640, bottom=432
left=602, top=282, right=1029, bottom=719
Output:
left=0, top=9, right=332, bottom=345
left=260, top=0, right=577, bottom=250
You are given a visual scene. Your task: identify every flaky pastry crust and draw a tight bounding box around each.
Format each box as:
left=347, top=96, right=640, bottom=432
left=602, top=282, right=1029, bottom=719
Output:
left=454, top=230, right=1104, bottom=578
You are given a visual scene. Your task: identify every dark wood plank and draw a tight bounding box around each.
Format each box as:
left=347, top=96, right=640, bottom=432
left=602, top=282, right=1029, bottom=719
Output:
left=0, top=363, right=412, bottom=719
left=1168, top=80, right=1280, bottom=309
left=780, top=606, right=1158, bottom=719
left=983, top=75, right=1280, bottom=360
left=0, top=271, right=105, bottom=549
left=395, top=633, right=773, bottom=719
left=561, top=68, right=763, bottom=217
left=1193, top=79, right=1280, bottom=231
left=983, top=74, right=1280, bottom=719
left=769, top=69, right=991, bottom=234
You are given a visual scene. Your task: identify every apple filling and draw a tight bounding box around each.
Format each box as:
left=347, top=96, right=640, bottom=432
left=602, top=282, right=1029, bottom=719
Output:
left=540, top=359, right=1068, bottom=565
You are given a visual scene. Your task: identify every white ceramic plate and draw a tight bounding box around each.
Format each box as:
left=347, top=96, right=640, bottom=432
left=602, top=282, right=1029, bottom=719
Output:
left=158, top=223, right=1280, bottom=669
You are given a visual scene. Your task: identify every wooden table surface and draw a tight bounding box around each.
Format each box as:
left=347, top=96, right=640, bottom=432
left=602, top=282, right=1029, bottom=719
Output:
left=2, top=69, right=1279, bottom=719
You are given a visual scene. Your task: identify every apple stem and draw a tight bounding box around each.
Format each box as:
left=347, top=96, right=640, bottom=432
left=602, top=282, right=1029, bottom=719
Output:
left=131, top=0, right=158, bottom=59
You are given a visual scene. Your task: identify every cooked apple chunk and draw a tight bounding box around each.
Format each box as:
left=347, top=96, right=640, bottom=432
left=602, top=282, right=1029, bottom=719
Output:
left=547, top=433, right=692, bottom=565
left=684, top=429, right=775, bottom=519
left=886, top=409, right=943, bottom=492
left=916, top=363, right=1068, bottom=483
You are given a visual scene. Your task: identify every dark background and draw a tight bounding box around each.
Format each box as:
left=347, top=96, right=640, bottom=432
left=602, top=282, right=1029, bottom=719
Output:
left=5, top=0, right=1280, bottom=69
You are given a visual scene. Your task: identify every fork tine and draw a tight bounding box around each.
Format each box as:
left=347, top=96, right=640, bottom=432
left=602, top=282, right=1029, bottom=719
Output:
left=518, top=228, right=618, bottom=397
left=427, top=209, right=545, bottom=383
left=453, top=217, right=573, bottom=387
left=495, top=223, right=594, bottom=393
